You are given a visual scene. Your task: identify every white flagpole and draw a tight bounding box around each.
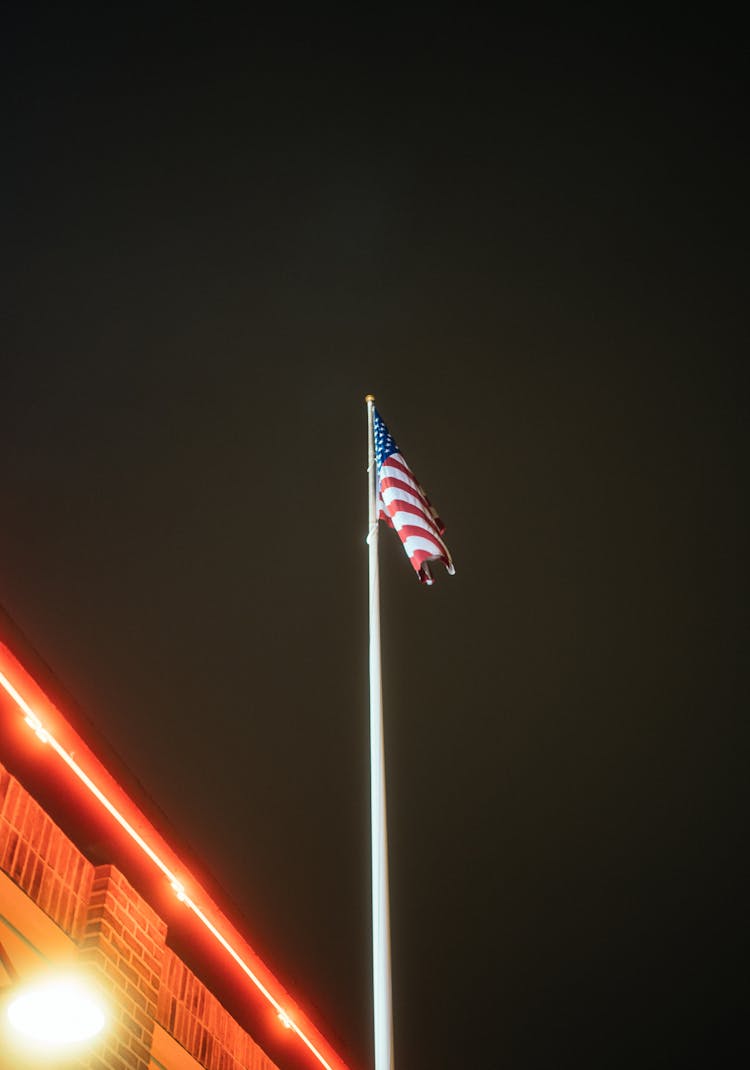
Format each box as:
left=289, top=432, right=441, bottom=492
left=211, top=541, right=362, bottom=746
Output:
left=365, top=394, right=394, bottom=1070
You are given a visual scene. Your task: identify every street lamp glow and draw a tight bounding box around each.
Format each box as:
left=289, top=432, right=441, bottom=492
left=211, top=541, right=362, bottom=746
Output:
left=0, top=659, right=347, bottom=1070
left=6, top=974, right=106, bottom=1048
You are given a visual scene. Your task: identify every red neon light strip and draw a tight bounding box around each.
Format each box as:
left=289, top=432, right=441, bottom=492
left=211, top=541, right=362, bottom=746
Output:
left=0, top=664, right=346, bottom=1070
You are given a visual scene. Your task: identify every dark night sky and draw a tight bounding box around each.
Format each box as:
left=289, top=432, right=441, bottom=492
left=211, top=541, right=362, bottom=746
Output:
left=2, top=9, right=747, bottom=1069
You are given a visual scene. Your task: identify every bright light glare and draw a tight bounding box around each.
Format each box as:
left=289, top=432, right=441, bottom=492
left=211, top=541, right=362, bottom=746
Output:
left=0, top=664, right=345, bottom=1070
left=7, top=976, right=106, bottom=1048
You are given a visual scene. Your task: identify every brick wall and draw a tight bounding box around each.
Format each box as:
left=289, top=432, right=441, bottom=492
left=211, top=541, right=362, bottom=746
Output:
left=0, top=762, right=93, bottom=939
left=158, top=950, right=280, bottom=1070
left=0, top=762, right=279, bottom=1070
left=77, top=864, right=167, bottom=1070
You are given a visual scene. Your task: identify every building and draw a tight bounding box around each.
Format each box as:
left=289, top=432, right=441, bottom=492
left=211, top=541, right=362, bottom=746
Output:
left=0, top=609, right=352, bottom=1070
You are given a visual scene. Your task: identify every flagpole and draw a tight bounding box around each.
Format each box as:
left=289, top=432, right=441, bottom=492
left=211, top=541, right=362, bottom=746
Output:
left=365, top=394, right=394, bottom=1070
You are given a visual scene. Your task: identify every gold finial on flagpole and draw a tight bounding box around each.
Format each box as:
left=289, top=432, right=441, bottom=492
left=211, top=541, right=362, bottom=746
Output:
left=365, top=394, right=375, bottom=403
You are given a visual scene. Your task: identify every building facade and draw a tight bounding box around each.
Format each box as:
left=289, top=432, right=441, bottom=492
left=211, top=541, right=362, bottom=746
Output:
left=0, top=611, right=350, bottom=1070
left=1, top=759, right=281, bottom=1070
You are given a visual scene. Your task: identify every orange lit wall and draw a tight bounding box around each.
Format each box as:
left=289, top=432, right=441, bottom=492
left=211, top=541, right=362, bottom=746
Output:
left=0, top=761, right=283, bottom=1070
left=0, top=616, right=353, bottom=1070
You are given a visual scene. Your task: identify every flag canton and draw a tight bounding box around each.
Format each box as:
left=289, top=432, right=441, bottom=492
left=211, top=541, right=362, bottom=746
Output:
left=373, top=408, right=399, bottom=469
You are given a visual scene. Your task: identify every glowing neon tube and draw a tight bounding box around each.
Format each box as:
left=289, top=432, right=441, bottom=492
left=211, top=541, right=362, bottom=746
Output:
left=0, top=665, right=345, bottom=1070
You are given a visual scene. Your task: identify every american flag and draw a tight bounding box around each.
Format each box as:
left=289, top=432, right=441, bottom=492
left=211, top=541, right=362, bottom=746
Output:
left=374, top=407, right=455, bottom=585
